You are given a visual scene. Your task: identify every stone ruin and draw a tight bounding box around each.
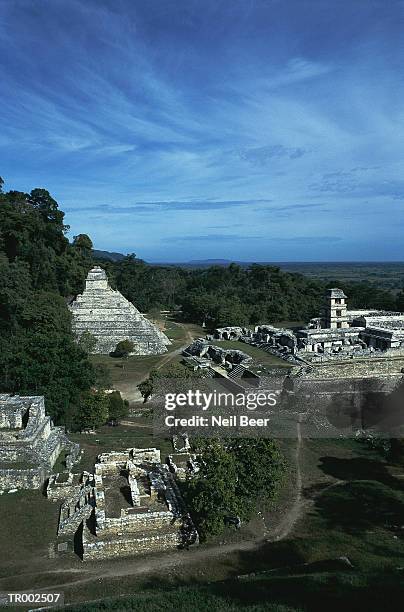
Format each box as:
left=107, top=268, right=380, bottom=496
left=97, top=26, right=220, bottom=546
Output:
left=210, top=289, right=404, bottom=366
left=48, top=447, right=198, bottom=561
left=69, top=266, right=171, bottom=355
left=0, top=394, right=79, bottom=491
left=183, top=338, right=252, bottom=371
left=213, top=326, right=250, bottom=340
left=167, top=434, right=199, bottom=481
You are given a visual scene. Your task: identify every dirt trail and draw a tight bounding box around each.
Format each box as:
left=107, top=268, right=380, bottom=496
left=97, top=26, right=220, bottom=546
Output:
left=268, top=417, right=303, bottom=541
left=155, top=323, right=194, bottom=371
left=118, top=323, right=196, bottom=403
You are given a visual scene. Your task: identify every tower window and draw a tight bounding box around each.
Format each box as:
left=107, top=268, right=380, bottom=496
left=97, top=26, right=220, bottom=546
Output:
left=336, top=309, right=342, bottom=316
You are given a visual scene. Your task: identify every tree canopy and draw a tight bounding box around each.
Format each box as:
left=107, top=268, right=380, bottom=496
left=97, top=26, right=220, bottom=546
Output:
left=0, top=180, right=95, bottom=425
left=184, top=438, right=285, bottom=540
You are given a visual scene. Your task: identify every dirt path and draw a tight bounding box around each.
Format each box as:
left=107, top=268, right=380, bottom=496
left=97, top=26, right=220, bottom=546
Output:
left=118, top=323, right=196, bottom=403
left=155, top=323, right=194, bottom=371
left=266, top=417, right=303, bottom=541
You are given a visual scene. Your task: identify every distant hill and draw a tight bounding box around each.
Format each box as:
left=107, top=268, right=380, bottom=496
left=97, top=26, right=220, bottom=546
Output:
left=92, top=249, right=125, bottom=262
left=189, top=258, right=234, bottom=265
left=155, top=259, right=251, bottom=268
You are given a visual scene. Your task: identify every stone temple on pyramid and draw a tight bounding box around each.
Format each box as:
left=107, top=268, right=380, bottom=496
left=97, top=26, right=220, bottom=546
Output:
left=69, top=266, right=171, bottom=355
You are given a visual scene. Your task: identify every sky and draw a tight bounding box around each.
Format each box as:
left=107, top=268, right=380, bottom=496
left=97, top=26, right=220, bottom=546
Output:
left=1, top=0, right=404, bottom=262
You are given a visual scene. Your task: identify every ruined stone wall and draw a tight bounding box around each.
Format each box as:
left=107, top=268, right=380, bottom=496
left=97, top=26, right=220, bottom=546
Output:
left=0, top=467, right=47, bottom=490
left=47, top=471, right=90, bottom=501
left=65, top=443, right=80, bottom=470
left=131, top=448, right=161, bottom=463
left=95, top=448, right=161, bottom=475
left=97, top=511, right=175, bottom=536
left=94, top=461, right=125, bottom=476
left=82, top=527, right=180, bottom=561
left=300, top=356, right=404, bottom=378
left=1, top=395, right=80, bottom=489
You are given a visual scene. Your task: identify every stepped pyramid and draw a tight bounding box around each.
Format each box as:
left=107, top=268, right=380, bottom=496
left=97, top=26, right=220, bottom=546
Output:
left=70, top=266, right=171, bottom=355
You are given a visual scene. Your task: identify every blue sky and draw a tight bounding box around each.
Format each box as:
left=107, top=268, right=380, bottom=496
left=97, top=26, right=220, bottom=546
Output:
left=1, top=0, right=403, bottom=262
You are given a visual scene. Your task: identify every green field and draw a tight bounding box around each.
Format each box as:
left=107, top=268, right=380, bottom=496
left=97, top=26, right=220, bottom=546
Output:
left=66, top=569, right=404, bottom=612
left=70, top=419, right=173, bottom=473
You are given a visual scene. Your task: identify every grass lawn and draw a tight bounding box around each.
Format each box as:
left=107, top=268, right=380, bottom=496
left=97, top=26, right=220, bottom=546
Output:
left=214, top=339, right=291, bottom=368
left=52, top=449, right=70, bottom=473
left=66, top=568, right=404, bottom=612
left=273, top=320, right=305, bottom=330
left=71, top=419, right=173, bottom=473
left=90, top=321, right=205, bottom=398
left=0, top=489, right=64, bottom=580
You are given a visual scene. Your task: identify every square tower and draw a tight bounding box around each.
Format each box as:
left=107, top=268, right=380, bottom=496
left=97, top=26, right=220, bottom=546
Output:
left=325, top=288, right=348, bottom=329
left=85, top=266, right=108, bottom=291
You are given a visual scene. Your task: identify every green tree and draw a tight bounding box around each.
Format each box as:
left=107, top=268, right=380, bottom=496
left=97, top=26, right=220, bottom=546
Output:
left=184, top=438, right=284, bottom=540
left=107, top=391, right=129, bottom=422
left=94, top=363, right=112, bottom=390
left=78, top=330, right=98, bottom=354
left=113, top=339, right=135, bottom=358
left=0, top=291, right=95, bottom=424
left=77, top=390, right=109, bottom=430
left=229, top=438, right=285, bottom=518
left=185, top=440, right=238, bottom=539
left=73, top=233, right=93, bottom=254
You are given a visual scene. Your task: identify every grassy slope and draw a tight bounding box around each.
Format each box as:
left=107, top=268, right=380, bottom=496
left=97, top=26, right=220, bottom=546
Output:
left=90, top=321, right=205, bottom=391
left=66, top=569, right=404, bottom=612
left=70, top=419, right=173, bottom=473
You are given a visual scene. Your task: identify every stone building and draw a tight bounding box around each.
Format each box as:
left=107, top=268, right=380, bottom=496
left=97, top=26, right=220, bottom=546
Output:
left=0, top=394, right=79, bottom=490
left=324, top=288, right=349, bottom=329
left=51, top=447, right=198, bottom=560
left=208, top=288, right=404, bottom=362
left=183, top=338, right=252, bottom=369
left=69, top=266, right=171, bottom=355
left=213, top=326, right=250, bottom=340
left=295, top=289, right=404, bottom=356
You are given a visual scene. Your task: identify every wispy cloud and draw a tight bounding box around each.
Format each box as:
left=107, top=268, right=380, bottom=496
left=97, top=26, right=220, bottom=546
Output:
left=240, top=144, right=306, bottom=166
left=65, top=199, right=273, bottom=215
left=0, top=0, right=403, bottom=260
left=165, top=234, right=342, bottom=244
